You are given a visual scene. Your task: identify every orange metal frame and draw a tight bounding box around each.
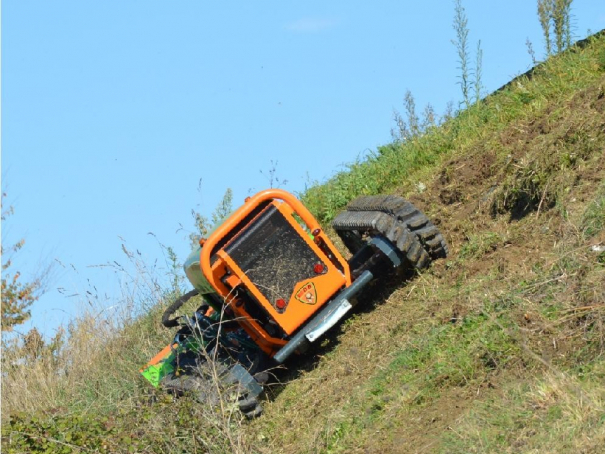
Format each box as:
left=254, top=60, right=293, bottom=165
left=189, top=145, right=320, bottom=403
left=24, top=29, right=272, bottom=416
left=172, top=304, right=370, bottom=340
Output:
left=199, top=189, right=352, bottom=356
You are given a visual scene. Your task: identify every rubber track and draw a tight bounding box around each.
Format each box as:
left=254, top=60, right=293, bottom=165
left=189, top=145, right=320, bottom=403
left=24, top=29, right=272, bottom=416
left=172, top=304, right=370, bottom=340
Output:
left=344, top=195, right=448, bottom=258
left=332, top=195, right=448, bottom=269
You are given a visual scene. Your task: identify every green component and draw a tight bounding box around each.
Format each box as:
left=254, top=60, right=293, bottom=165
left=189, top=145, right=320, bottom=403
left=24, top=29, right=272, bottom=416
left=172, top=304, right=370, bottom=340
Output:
left=183, top=246, right=216, bottom=295
left=140, top=350, right=176, bottom=388
left=182, top=337, right=204, bottom=354
left=184, top=219, right=230, bottom=298
left=140, top=332, right=210, bottom=388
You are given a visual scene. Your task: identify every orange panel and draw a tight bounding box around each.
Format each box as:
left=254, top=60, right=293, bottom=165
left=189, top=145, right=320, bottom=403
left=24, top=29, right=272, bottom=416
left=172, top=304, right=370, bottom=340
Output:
left=219, top=251, right=346, bottom=335
left=198, top=189, right=352, bottom=352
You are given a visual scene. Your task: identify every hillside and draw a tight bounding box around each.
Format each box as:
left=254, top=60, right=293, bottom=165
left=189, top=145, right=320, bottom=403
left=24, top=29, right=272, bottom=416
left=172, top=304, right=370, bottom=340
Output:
left=3, top=31, right=605, bottom=454
left=251, top=30, right=605, bottom=454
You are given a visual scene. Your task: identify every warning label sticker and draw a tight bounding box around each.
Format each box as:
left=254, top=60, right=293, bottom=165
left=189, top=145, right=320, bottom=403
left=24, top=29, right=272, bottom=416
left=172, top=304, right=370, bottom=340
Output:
left=295, top=282, right=317, bottom=305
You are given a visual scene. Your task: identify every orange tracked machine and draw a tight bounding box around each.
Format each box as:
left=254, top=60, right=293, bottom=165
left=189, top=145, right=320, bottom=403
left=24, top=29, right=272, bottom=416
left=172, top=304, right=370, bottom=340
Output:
left=142, top=189, right=447, bottom=417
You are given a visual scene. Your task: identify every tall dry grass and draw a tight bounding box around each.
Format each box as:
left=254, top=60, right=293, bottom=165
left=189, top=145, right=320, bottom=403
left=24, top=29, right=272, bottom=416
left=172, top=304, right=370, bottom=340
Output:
left=1, top=248, right=254, bottom=454
left=2, top=249, right=167, bottom=416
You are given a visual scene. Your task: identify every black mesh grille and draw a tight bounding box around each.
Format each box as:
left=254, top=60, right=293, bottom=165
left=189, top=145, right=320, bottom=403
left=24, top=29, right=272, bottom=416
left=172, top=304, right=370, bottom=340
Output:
left=224, top=205, right=320, bottom=306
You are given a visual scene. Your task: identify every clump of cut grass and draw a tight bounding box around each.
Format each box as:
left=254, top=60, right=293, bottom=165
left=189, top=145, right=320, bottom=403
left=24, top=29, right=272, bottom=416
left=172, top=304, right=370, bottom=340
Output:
left=489, top=86, right=605, bottom=220
left=459, top=232, right=505, bottom=259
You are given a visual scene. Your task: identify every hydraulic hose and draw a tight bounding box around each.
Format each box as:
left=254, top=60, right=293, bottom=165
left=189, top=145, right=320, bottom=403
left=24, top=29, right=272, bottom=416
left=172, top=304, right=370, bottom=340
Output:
left=161, top=289, right=200, bottom=328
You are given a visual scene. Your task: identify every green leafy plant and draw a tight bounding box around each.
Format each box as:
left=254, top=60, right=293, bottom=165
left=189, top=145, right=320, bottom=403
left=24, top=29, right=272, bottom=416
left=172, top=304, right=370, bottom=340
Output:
left=538, top=0, right=574, bottom=56
left=188, top=186, right=234, bottom=248
left=452, top=0, right=483, bottom=108
left=1, top=193, right=41, bottom=331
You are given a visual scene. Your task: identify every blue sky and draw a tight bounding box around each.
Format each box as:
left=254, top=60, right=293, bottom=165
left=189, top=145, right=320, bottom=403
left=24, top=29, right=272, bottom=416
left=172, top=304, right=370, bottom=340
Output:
left=3, top=1, right=604, bottom=337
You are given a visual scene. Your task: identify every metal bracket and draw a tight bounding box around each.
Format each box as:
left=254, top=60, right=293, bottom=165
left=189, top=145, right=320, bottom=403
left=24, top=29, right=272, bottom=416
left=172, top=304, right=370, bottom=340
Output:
left=369, top=235, right=402, bottom=267
left=227, top=364, right=263, bottom=398
left=305, top=299, right=352, bottom=342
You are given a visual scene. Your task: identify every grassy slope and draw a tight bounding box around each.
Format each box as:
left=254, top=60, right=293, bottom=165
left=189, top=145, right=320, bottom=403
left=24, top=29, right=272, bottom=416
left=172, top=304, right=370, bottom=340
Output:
left=3, top=32, right=604, bottom=454
left=251, top=31, right=605, bottom=454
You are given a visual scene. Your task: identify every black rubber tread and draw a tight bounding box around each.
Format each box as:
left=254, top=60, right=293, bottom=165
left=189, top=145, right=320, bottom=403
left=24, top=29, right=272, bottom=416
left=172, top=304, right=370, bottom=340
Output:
left=395, top=229, right=414, bottom=253
left=332, top=211, right=394, bottom=232
left=394, top=203, right=419, bottom=221
left=334, top=210, right=430, bottom=269
left=400, top=218, right=448, bottom=260
left=162, top=289, right=200, bottom=328
left=385, top=223, right=405, bottom=244
left=407, top=216, right=429, bottom=230
left=415, top=224, right=449, bottom=258
left=333, top=195, right=448, bottom=269
left=365, top=195, right=448, bottom=259
left=346, top=195, right=410, bottom=213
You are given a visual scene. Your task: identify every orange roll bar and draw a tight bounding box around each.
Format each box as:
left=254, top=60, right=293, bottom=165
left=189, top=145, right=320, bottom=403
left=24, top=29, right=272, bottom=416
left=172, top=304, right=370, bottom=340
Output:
left=200, top=189, right=321, bottom=293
